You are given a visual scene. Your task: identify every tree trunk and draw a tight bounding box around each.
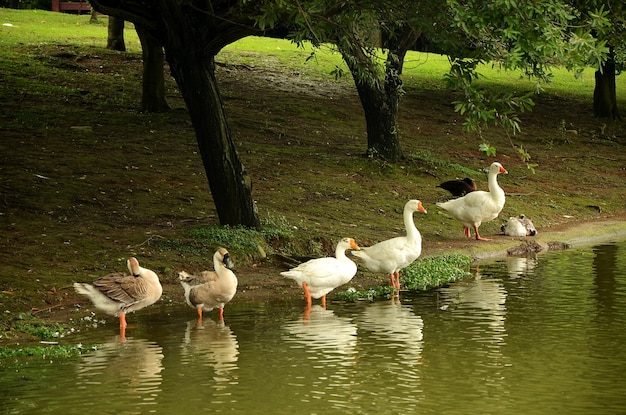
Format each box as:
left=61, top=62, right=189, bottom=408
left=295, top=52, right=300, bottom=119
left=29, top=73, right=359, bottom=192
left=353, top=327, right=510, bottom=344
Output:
left=86, top=0, right=259, bottom=228
left=167, top=52, right=259, bottom=228
left=593, top=47, right=620, bottom=119
left=341, top=27, right=418, bottom=162
left=107, top=16, right=126, bottom=52
left=353, top=70, right=403, bottom=161
left=135, top=25, right=169, bottom=113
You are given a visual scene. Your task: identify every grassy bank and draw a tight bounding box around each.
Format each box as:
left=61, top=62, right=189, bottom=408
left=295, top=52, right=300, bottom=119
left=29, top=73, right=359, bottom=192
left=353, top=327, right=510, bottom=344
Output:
left=1, top=9, right=625, bottom=345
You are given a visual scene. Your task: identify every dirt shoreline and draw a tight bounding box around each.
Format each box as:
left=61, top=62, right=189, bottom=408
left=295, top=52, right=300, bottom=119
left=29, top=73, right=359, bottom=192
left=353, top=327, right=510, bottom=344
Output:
left=3, top=217, right=624, bottom=346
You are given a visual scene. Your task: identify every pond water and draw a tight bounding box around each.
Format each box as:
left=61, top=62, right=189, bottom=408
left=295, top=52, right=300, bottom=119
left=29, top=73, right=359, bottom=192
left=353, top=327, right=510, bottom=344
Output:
left=2, top=240, right=626, bottom=414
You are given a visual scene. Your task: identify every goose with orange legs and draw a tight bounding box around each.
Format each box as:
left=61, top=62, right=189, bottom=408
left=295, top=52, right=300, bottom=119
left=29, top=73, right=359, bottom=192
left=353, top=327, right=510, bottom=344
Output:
left=436, top=162, right=508, bottom=241
left=352, top=199, right=427, bottom=289
left=281, top=237, right=360, bottom=310
left=74, top=257, right=162, bottom=339
left=179, top=247, right=237, bottom=322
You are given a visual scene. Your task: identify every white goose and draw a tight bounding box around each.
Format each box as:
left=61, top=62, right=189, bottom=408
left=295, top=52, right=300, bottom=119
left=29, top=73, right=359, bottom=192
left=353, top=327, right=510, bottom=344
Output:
left=436, top=162, right=508, bottom=241
left=74, top=257, right=162, bottom=337
left=281, top=237, right=360, bottom=308
left=352, top=199, right=427, bottom=289
left=179, top=247, right=237, bottom=322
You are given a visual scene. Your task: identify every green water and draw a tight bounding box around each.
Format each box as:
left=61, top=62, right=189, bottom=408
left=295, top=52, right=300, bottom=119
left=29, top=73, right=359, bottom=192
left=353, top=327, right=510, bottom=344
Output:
left=2, top=241, right=626, bottom=414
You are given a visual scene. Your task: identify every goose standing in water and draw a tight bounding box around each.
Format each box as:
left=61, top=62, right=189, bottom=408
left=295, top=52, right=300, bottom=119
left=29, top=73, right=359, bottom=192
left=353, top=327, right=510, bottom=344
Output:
left=74, top=257, right=162, bottom=338
left=437, top=162, right=508, bottom=241
left=179, top=247, right=237, bottom=322
left=281, top=237, right=360, bottom=309
left=352, top=199, right=427, bottom=289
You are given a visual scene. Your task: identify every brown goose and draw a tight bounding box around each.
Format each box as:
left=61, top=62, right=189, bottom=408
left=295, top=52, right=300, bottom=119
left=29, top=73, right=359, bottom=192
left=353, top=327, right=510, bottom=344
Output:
left=179, top=248, right=237, bottom=322
left=74, top=257, right=162, bottom=336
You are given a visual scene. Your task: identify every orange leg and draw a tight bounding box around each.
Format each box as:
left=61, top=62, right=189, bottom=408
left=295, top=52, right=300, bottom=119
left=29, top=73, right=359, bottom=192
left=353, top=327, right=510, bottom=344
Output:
left=303, top=301, right=312, bottom=321
left=389, top=272, right=401, bottom=289
left=463, top=226, right=471, bottom=238
left=302, top=282, right=312, bottom=307
left=119, top=313, right=127, bottom=330
left=119, top=313, right=127, bottom=341
left=321, top=295, right=326, bottom=309
left=474, top=226, right=490, bottom=241
left=218, top=307, right=224, bottom=321
left=394, top=271, right=401, bottom=290
left=197, top=307, right=204, bottom=323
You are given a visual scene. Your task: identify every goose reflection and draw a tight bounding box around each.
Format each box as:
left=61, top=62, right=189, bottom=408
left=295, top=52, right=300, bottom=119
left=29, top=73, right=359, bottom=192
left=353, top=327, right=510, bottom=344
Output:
left=281, top=305, right=358, bottom=410
left=506, top=256, right=537, bottom=278
left=357, top=300, right=424, bottom=364
left=76, top=336, right=163, bottom=407
left=439, top=272, right=507, bottom=338
left=180, top=318, right=239, bottom=387
left=283, top=305, right=358, bottom=358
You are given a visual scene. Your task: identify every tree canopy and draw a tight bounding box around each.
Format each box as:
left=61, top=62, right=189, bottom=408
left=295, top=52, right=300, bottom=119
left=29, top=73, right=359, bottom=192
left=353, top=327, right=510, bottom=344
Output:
left=87, top=0, right=612, bottom=226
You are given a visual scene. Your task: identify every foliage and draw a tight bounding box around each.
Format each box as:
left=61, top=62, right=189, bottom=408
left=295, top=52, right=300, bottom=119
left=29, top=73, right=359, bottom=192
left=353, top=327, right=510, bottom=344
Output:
left=442, top=0, right=610, bottom=167
left=8, top=313, right=70, bottom=340
left=336, top=254, right=471, bottom=301
left=479, top=143, right=497, bottom=158
left=401, top=254, right=471, bottom=291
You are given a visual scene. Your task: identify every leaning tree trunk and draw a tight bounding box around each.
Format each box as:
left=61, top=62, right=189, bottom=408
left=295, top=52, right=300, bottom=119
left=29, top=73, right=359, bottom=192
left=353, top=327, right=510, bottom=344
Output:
left=135, top=25, right=169, bottom=113
left=86, top=0, right=259, bottom=228
left=106, top=16, right=125, bottom=52
left=167, top=52, right=259, bottom=228
left=593, top=46, right=620, bottom=119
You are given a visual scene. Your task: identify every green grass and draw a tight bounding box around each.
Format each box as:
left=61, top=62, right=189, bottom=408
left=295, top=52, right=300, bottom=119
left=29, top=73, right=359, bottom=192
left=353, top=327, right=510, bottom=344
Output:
left=1, top=8, right=622, bottom=103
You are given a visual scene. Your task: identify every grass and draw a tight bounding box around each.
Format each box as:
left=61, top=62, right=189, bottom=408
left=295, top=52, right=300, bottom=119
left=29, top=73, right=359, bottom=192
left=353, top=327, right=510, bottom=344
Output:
left=0, top=9, right=625, bottom=344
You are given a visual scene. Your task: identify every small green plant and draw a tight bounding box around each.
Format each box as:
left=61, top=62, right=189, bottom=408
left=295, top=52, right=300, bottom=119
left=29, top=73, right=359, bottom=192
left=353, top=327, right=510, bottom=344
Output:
left=401, top=254, right=471, bottom=291
left=479, top=142, right=497, bottom=157
left=11, top=315, right=68, bottom=340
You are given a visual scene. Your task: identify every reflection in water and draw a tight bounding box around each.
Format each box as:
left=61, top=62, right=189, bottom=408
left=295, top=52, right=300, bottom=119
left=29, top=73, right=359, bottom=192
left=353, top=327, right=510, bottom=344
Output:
left=283, top=305, right=357, bottom=357
left=281, top=305, right=358, bottom=412
left=3, top=241, right=626, bottom=415
left=439, top=272, right=507, bottom=336
left=506, top=256, right=537, bottom=278
left=593, top=244, right=618, bottom=315
left=180, top=318, right=239, bottom=389
left=358, top=300, right=424, bottom=364
left=355, top=300, right=425, bottom=411
left=436, top=270, right=509, bottom=398
left=76, top=336, right=163, bottom=409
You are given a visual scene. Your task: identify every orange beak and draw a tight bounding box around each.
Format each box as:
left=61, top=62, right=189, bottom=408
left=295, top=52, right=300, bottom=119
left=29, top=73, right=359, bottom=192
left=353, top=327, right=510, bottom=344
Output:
left=499, top=166, right=508, bottom=174
left=350, top=238, right=360, bottom=250
left=417, top=201, right=427, bottom=214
